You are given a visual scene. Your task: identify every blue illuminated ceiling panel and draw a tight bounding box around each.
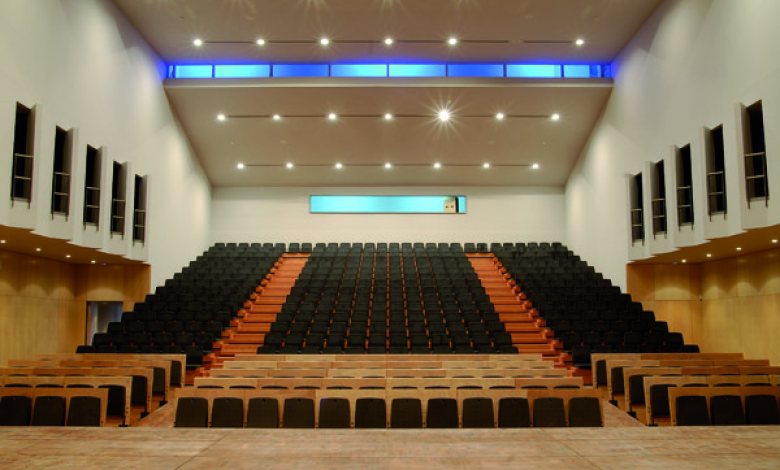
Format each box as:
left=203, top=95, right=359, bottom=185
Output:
left=167, top=63, right=611, bottom=79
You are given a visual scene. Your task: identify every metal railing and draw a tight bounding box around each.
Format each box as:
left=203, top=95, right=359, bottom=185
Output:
left=111, top=198, right=126, bottom=235
left=676, top=185, right=694, bottom=227
left=651, top=198, right=667, bottom=237
left=51, top=171, right=70, bottom=216
left=630, top=208, right=644, bottom=244
left=706, top=170, right=727, bottom=218
left=11, top=152, right=33, bottom=203
left=133, top=208, right=146, bottom=243
left=84, top=186, right=100, bottom=226
left=745, top=151, right=769, bottom=208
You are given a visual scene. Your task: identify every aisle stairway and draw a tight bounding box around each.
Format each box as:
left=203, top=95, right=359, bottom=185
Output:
left=468, top=253, right=568, bottom=367
left=204, top=253, right=310, bottom=371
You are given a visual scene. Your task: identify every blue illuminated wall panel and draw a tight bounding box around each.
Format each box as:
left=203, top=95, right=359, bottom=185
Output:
left=310, top=195, right=467, bottom=214
left=273, top=64, right=329, bottom=77
left=447, top=64, right=504, bottom=77
left=214, top=64, right=270, bottom=78
left=174, top=65, right=213, bottom=78
left=389, top=64, right=446, bottom=77
left=506, top=64, right=561, bottom=78
left=331, top=64, right=388, bottom=77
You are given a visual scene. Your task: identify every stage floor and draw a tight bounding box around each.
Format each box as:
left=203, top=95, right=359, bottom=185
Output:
left=2, top=426, right=780, bottom=469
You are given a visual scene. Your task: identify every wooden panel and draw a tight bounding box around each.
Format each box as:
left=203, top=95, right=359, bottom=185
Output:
left=628, top=246, right=780, bottom=366
left=0, top=248, right=150, bottom=367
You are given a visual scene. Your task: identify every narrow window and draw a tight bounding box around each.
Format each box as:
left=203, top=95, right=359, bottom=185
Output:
left=705, top=125, right=727, bottom=217
left=132, top=175, right=147, bottom=244
left=11, top=103, right=34, bottom=203
left=83, top=146, right=101, bottom=226
left=630, top=173, right=645, bottom=244
left=51, top=127, right=73, bottom=216
left=110, top=162, right=126, bottom=236
left=675, top=145, right=694, bottom=226
left=743, top=100, right=768, bottom=206
left=651, top=160, right=667, bottom=236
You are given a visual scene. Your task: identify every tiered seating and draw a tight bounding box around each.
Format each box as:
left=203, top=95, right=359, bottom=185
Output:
left=257, top=243, right=516, bottom=354
left=670, top=386, right=780, bottom=426
left=212, top=254, right=310, bottom=361
left=0, top=387, right=108, bottom=427
left=493, top=242, right=698, bottom=367
left=0, top=353, right=184, bottom=425
left=80, top=243, right=284, bottom=367
left=468, top=254, right=564, bottom=362
left=173, top=355, right=603, bottom=428
left=592, top=352, right=780, bottom=425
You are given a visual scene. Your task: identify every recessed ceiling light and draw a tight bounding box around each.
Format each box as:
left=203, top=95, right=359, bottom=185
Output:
left=256, top=38, right=266, bottom=46
left=236, top=162, right=245, bottom=170
left=383, top=113, right=394, bottom=121
left=706, top=253, right=712, bottom=258
left=193, top=38, right=203, bottom=47
left=327, top=112, right=338, bottom=121
left=319, top=37, right=330, bottom=46
left=575, top=38, right=585, bottom=47
left=681, top=259, right=687, bottom=263
left=384, top=37, right=394, bottom=46
left=433, top=162, right=442, bottom=169
left=272, top=114, right=281, bottom=121
left=216, top=113, right=226, bottom=122
left=437, top=110, right=451, bottom=122
left=447, top=37, right=458, bottom=46
left=90, top=260, right=96, bottom=264
left=736, top=246, right=742, bottom=251
left=495, top=112, right=505, bottom=121
left=550, top=113, right=561, bottom=122
left=384, top=162, right=393, bottom=169
left=482, top=162, right=491, bottom=169
left=531, top=163, right=540, bottom=170
left=285, top=162, right=294, bottom=169
left=0, top=239, right=5, bottom=244
left=335, top=162, right=343, bottom=169
left=65, top=254, right=71, bottom=259
left=772, top=239, right=778, bottom=244
left=35, top=247, right=41, bottom=252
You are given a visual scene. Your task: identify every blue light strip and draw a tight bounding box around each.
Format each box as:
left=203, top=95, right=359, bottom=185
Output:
left=310, top=195, right=467, bottom=214
left=168, top=63, right=611, bottom=79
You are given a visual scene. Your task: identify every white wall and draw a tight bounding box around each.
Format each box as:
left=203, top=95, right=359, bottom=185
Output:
left=0, top=0, right=212, bottom=287
left=565, top=0, right=780, bottom=289
left=212, top=186, right=565, bottom=245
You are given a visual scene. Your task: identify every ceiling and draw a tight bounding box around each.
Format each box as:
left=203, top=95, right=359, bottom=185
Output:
left=0, top=226, right=144, bottom=266
left=114, top=0, right=662, bottom=187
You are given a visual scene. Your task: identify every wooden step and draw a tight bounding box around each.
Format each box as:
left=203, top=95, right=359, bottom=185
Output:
left=235, top=323, right=271, bottom=333
left=242, top=313, right=278, bottom=323
left=220, top=344, right=261, bottom=356
left=227, top=332, right=265, bottom=343
left=510, top=332, right=549, bottom=344
left=249, top=305, right=282, bottom=314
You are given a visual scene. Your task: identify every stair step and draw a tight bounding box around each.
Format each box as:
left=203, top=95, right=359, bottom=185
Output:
left=235, top=323, right=271, bottom=333
left=510, top=333, right=549, bottom=343
left=227, top=332, right=265, bottom=343
left=242, top=313, right=278, bottom=322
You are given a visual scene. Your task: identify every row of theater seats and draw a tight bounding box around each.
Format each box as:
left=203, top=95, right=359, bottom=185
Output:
left=260, top=245, right=516, bottom=354
left=174, top=394, right=602, bottom=428
left=495, top=244, right=698, bottom=366
left=673, top=387, right=780, bottom=426
left=0, top=393, right=102, bottom=427
left=80, top=244, right=284, bottom=366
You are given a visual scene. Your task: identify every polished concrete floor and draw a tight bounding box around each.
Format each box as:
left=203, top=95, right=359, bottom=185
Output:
left=2, top=426, right=780, bottom=469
